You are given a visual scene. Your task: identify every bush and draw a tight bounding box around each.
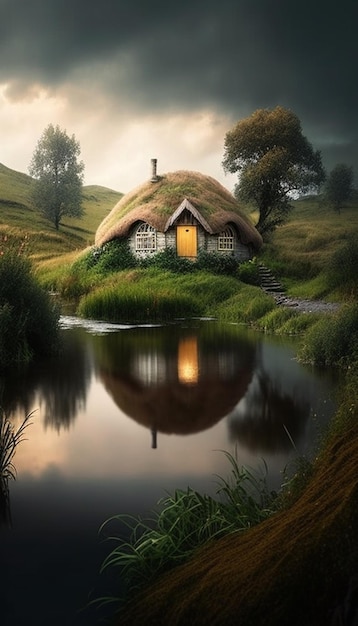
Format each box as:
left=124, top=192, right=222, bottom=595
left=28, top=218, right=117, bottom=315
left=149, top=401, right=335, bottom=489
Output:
left=0, top=235, right=59, bottom=369
left=196, top=249, right=239, bottom=276
left=299, top=303, right=358, bottom=367
left=326, top=233, right=358, bottom=296
left=139, top=247, right=195, bottom=273
left=237, top=258, right=261, bottom=285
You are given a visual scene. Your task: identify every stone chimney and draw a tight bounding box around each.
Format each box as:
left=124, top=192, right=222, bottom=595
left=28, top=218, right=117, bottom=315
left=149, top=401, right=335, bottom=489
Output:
left=150, top=158, right=159, bottom=182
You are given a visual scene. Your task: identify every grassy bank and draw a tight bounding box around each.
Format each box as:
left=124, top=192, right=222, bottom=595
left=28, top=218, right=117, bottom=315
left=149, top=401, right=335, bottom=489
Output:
left=110, top=332, right=358, bottom=625
left=116, top=379, right=358, bottom=626
left=2, top=163, right=358, bottom=623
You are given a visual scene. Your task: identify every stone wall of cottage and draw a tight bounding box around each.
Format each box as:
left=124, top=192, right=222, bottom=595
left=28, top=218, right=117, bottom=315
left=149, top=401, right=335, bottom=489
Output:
left=127, top=221, right=252, bottom=260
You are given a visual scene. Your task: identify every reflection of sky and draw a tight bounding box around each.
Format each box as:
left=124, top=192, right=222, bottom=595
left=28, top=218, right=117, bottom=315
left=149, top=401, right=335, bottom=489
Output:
left=12, top=326, right=337, bottom=493
left=14, top=378, right=238, bottom=485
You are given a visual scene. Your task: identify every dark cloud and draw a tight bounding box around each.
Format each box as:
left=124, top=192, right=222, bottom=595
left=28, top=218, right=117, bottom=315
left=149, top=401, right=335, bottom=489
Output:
left=1, top=0, right=358, bottom=177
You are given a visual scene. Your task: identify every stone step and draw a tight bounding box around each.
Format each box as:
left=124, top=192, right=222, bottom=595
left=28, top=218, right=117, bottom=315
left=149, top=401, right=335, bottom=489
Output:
left=258, top=264, right=284, bottom=294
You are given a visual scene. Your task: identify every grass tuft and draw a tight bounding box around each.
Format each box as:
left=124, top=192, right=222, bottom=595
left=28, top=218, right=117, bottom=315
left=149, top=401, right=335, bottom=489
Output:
left=96, top=452, right=277, bottom=609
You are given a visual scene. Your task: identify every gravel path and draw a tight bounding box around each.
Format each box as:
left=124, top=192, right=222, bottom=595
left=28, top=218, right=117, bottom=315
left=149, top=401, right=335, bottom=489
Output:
left=258, top=264, right=340, bottom=314
left=272, top=293, right=340, bottom=314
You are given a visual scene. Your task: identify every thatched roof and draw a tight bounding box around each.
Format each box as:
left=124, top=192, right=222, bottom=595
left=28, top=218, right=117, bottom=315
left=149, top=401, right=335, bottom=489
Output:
left=95, top=170, right=262, bottom=249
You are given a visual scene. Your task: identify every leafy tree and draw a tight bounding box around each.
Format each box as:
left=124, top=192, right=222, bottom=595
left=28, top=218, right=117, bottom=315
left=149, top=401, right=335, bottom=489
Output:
left=325, top=163, right=354, bottom=213
left=29, top=124, right=85, bottom=230
left=222, top=106, right=326, bottom=235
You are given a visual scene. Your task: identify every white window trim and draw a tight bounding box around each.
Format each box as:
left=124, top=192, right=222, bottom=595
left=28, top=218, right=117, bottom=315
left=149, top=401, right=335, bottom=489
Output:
left=135, top=223, right=157, bottom=251
left=218, top=226, right=234, bottom=251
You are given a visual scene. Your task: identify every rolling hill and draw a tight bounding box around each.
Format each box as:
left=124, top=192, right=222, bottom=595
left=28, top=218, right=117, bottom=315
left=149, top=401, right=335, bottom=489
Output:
left=0, top=162, right=123, bottom=265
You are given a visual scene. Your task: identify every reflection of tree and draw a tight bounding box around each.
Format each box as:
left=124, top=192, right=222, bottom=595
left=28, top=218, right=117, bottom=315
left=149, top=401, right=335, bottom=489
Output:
left=40, top=332, right=92, bottom=431
left=228, top=370, right=310, bottom=454
left=0, top=330, right=92, bottom=432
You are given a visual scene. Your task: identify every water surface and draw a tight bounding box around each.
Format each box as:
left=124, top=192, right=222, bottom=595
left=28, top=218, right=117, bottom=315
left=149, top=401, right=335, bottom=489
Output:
left=0, top=318, right=337, bottom=625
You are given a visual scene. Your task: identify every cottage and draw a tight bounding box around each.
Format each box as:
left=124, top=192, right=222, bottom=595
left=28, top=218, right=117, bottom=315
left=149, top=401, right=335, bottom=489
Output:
left=95, top=160, right=262, bottom=260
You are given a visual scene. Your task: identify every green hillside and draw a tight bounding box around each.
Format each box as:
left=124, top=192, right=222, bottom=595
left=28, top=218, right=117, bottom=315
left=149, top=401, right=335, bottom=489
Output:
left=1, top=161, right=357, bottom=301
left=0, top=163, right=123, bottom=265
left=258, top=192, right=358, bottom=299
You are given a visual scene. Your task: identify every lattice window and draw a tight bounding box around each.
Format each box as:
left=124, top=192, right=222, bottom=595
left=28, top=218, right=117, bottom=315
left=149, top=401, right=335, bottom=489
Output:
left=218, top=226, right=234, bottom=251
left=135, top=222, right=157, bottom=251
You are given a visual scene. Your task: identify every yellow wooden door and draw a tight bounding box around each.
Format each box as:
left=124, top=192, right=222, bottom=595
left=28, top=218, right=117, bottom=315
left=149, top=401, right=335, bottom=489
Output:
left=176, top=226, right=197, bottom=258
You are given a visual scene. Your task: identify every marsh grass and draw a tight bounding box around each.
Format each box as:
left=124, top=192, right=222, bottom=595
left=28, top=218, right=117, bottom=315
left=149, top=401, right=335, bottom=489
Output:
left=96, top=452, right=276, bottom=608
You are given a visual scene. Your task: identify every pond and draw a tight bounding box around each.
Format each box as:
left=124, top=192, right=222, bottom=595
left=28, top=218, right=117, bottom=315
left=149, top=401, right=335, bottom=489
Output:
left=0, top=317, right=338, bottom=626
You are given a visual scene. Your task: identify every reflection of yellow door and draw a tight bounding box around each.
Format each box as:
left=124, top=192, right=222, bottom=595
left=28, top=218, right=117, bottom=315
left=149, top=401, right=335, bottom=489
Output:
left=178, top=337, right=198, bottom=384
left=176, top=226, right=197, bottom=258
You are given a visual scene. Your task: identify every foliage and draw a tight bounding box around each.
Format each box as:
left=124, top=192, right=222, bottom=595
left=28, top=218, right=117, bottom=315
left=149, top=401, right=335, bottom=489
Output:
left=195, top=249, right=238, bottom=275
left=237, top=258, right=261, bottom=285
left=71, top=244, right=241, bottom=280
left=97, top=453, right=276, bottom=606
left=222, top=107, right=326, bottom=236
left=82, top=240, right=137, bottom=273
left=138, top=247, right=195, bottom=273
left=0, top=235, right=59, bottom=369
left=325, top=163, right=354, bottom=213
left=298, top=303, right=358, bottom=367
left=29, top=124, right=85, bottom=230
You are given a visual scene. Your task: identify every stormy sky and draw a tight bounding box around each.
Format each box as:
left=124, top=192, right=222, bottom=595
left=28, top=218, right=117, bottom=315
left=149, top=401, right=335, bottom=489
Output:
left=0, top=0, right=357, bottom=193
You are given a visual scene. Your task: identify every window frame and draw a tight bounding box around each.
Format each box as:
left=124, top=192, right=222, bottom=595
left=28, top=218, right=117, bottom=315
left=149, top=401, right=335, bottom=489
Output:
left=135, top=222, right=157, bottom=252
left=218, top=226, right=235, bottom=251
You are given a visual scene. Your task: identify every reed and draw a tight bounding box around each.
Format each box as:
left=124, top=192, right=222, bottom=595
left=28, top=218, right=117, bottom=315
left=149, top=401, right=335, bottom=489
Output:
left=0, top=410, right=33, bottom=482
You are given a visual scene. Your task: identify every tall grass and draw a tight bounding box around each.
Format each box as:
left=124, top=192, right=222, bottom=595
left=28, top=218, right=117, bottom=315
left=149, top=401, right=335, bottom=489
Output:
left=78, top=281, right=202, bottom=322
left=77, top=270, right=240, bottom=322
left=326, top=232, right=358, bottom=298
left=298, top=302, right=358, bottom=367
left=97, top=452, right=276, bottom=608
left=0, top=411, right=33, bottom=482
left=210, top=283, right=276, bottom=324
left=0, top=410, right=33, bottom=526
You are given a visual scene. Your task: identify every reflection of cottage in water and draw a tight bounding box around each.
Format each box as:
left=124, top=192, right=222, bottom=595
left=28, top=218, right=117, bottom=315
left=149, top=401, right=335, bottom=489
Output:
left=93, top=324, right=257, bottom=447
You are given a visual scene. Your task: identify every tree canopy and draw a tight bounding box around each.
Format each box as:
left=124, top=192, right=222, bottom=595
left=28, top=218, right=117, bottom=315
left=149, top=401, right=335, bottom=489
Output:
left=29, top=124, right=85, bottom=230
left=325, top=163, right=354, bottom=213
left=222, top=106, right=326, bottom=235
